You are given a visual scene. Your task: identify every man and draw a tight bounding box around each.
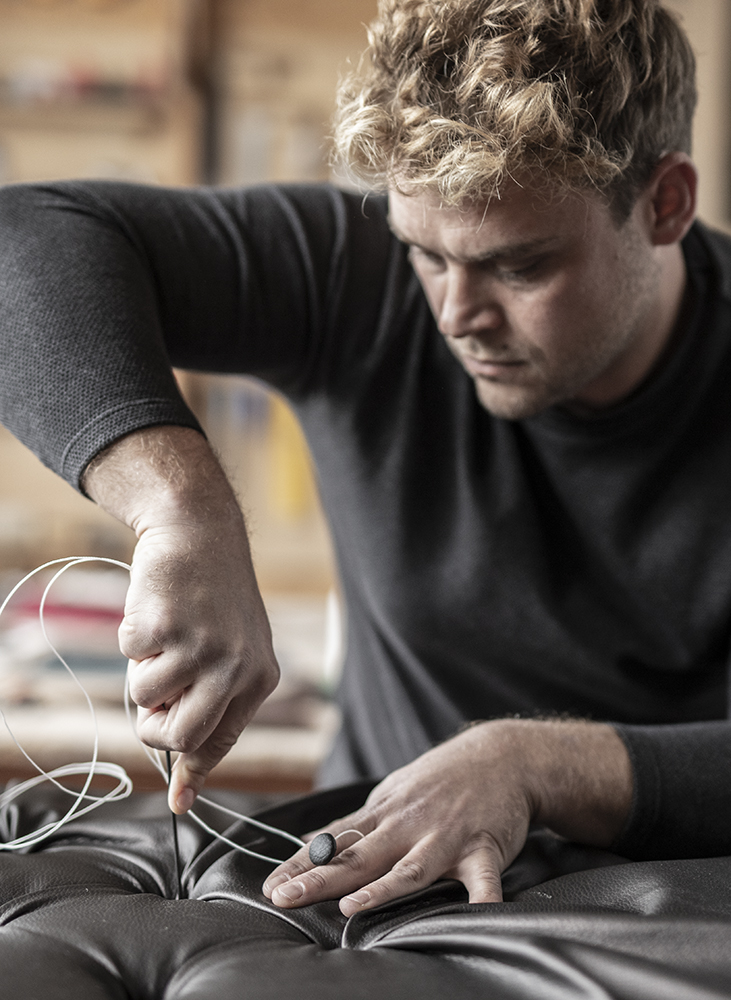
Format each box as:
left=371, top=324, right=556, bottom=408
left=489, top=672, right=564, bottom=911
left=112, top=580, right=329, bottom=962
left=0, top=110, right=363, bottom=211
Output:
left=1, top=0, right=730, bottom=916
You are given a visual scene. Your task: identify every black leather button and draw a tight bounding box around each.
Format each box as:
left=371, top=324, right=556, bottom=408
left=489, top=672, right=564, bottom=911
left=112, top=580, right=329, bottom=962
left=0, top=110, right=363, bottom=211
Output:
left=308, top=833, right=337, bottom=866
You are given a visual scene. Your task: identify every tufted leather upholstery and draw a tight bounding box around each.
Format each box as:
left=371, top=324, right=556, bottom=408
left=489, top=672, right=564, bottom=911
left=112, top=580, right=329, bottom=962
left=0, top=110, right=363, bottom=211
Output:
left=2, top=781, right=731, bottom=999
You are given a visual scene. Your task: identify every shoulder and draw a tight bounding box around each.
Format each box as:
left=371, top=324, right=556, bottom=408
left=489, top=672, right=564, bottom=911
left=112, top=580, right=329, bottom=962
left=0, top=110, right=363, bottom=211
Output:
left=212, top=183, right=391, bottom=242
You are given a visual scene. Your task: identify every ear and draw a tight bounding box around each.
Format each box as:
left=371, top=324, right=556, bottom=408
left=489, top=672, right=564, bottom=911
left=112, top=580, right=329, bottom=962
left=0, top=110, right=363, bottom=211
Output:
left=642, top=152, right=698, bottom=246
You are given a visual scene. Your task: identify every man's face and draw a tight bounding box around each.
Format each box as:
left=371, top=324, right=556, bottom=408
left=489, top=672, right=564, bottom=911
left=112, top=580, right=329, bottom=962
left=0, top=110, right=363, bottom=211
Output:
left=388, top=182, right=675, bottom=419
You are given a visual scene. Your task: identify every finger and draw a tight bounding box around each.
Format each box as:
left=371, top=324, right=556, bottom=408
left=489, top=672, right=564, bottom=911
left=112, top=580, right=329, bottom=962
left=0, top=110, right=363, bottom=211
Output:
left=268, top=825, right=427, bottom=909
left=135, top=663, right=241, bottom=752
left=118, top=606, right=170, bottom=662
left=166, top=694, right=258, bottom=813
left=261, top=814, right=376, bottom=897
left=126, top=652, right=198, bottom=711
left=449, top=847, right=504, bottom=904
left=338, top=839, right=444, bottom=917
left=261, top=849, right=313, bottom=897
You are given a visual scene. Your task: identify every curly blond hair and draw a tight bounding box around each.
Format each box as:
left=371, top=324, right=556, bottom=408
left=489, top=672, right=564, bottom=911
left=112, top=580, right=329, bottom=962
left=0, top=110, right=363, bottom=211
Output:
left=333, top=0, right=696, bottom=214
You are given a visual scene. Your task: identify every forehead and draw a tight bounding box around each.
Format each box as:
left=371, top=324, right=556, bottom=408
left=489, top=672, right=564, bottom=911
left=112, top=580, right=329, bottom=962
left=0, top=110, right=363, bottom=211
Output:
left=387, top=183, right=611, bottom=258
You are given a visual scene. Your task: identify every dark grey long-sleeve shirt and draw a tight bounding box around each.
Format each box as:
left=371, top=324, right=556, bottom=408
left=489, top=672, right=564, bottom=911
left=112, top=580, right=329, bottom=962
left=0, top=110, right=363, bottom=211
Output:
left=2, top=180, right=731, bottom=860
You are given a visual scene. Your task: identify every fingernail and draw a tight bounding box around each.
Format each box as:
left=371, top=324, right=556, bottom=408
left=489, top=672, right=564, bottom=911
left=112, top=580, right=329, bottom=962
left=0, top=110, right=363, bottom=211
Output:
left=263, top=874, right=289, bottom=893
left=344, top=890, right=371, bottom=907
left=274, top=880, right=304, bottom=903
left=175, top=787, right=195, bottom=813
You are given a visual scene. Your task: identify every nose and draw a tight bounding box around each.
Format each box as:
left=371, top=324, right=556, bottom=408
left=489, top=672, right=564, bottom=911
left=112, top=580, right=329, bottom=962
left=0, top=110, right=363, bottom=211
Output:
left=438, top=266, right=503, bottom=340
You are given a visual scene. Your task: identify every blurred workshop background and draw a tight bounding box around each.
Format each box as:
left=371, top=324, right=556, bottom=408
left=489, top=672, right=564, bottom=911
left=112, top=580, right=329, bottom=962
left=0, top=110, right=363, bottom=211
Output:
left=0, top=0, right=727, bottom=794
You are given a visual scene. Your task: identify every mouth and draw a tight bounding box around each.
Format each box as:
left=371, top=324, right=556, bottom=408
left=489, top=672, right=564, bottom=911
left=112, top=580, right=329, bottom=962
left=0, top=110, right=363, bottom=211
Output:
left=460, top=355, right=528, bottom=379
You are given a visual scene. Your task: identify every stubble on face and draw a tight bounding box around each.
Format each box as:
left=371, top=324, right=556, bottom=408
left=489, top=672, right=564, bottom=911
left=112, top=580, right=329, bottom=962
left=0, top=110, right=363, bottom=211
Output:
left=469, top=223, right=660, bottom=420
left=390, top=184, right=672, bottom=421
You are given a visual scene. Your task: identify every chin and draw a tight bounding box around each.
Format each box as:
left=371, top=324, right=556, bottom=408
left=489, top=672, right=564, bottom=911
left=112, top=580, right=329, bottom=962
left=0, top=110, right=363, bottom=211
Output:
left=474, top=379, right=556, bottom=420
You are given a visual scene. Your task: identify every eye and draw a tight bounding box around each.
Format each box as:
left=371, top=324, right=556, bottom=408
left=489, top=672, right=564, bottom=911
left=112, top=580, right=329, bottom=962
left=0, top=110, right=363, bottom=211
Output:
left=408, top=246, right=445, bottom=269
left=497, top=256, right=547, bottom=282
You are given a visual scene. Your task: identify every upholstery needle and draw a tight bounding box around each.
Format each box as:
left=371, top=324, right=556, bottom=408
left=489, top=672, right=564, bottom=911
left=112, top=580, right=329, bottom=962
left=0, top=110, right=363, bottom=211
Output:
left=166, top=750, right=183, bottom=900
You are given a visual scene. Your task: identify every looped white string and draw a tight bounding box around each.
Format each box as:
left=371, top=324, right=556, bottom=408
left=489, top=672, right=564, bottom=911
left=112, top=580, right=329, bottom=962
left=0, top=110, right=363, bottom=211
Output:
left=0, top=556, right=309, bottom=862
left=0, top=557, right=134, bottom=850
left=123, top=675, right=307, bottom=863
left=336, top=829, right=365, bottom=843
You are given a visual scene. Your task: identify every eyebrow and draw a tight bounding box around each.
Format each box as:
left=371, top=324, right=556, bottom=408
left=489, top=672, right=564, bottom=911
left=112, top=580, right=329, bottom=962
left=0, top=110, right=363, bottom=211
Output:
left=387, top=217, right=561, bottom=265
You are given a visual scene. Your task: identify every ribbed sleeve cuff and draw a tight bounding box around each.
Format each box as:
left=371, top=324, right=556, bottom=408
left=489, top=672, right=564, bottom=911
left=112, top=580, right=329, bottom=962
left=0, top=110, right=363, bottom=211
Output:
left=611, top=721, right=731, bottom=861
left=61, top=398, right=203, bottom=491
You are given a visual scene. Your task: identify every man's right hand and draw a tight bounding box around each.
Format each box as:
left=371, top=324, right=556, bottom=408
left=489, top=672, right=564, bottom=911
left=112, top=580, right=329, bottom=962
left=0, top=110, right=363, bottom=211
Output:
left=82, top=425, right=280, bottom=813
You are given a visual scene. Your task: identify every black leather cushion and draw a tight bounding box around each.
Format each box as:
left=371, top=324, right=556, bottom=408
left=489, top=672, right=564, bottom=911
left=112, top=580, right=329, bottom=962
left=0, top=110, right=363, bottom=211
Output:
left=1, top=782, right=731, bottom=999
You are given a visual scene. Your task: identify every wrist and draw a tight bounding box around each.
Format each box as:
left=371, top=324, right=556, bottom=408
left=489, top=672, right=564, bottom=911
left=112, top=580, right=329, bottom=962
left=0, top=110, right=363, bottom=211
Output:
left=522, top=718, right=633, bottom=847
left=478, top=718, right=633, bottom=848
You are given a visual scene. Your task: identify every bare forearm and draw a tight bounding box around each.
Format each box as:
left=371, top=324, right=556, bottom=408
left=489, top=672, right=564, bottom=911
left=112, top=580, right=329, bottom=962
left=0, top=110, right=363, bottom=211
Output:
left=82, top=425, right=241, bottom=534
left=82, top=424, right=279, bottom=812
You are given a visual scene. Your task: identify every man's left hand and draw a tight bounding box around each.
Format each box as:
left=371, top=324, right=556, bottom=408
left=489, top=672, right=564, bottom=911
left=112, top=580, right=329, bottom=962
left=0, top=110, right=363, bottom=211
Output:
left=262, top=718, right=632, bottom=915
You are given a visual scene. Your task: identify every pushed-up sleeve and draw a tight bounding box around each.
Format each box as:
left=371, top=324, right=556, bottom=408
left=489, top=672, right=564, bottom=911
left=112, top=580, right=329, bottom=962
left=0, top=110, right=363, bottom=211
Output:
left=0, top=180, right=396, bottom=490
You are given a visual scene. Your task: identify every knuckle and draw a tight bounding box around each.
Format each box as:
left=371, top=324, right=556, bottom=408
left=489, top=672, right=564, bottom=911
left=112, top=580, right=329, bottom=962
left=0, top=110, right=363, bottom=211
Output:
left=128, top=683, right=160, bottom=710
left=392, top=857, right=428, bottom=886
left=118, top=620, right=141, bottom=660
left=177, top=761, right=210, bottom=790
left=331, top=847, right=368, bottom=876
left=261, top=658, right=280, bottom=696
left=302, top=867, right=329, bottom=892
left=472, top=832, right=509, bottom=870
left=398, top=799, right=430, bottom=829
left=209, top=727, right=240, bottom=753
left=139, top=718, right=194, bottom=755
left=119, top=608, right=175, bottom=659
left=170, top=733, right=201, bottom=755
left=280, top=858, right=310, bottom=878
left=193, top=732, right=238, bottom=766
left=127, top=665, right=169, bottom=703
left=121, top=605, right=281, bottom=708
left=234, top=648, right=280, bottom=700
left=177, top=719, right=240, bottom=763
left=139, top=731, right=166, bottom=752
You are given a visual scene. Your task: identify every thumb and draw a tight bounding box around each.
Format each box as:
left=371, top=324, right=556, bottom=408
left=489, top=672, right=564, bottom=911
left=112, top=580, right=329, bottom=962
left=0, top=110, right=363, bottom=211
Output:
left=168, top=696, right=251, bottom=813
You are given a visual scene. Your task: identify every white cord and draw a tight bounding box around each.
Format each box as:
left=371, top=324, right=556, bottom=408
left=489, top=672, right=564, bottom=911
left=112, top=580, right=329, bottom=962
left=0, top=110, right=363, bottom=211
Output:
left=122, top=671, right=307, bottom=864
left=0, top=556, right=312, bottom=863
left=0, top=558, right=134, bottom=850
